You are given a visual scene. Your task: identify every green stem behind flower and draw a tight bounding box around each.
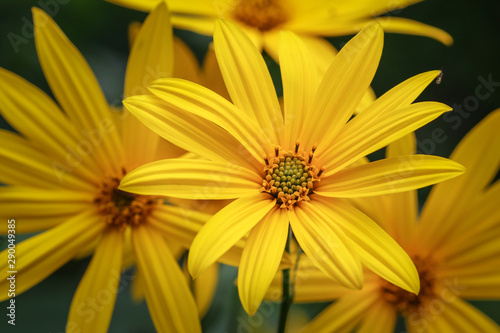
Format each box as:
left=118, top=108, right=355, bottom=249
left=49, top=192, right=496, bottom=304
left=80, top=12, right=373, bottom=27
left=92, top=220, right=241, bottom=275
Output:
left=277, top=226, right=293, bottom=333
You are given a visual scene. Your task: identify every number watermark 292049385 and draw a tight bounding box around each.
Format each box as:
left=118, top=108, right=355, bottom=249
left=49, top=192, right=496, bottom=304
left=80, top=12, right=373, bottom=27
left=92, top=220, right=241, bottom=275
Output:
left=6, top=219, right=16, bottom=326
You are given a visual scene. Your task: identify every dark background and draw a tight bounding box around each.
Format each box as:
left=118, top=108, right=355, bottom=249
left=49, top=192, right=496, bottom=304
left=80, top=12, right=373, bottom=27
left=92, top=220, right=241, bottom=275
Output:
left=0, top=0, right=499, bottom=332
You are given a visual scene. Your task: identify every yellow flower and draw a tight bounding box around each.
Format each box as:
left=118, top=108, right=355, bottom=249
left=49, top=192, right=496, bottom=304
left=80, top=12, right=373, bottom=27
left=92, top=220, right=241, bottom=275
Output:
left=107, top=0, right=452, bottom=62
left=284, top=110, right=500, bottom=332
left=120, top=19, right=464, bottom=315
left=0, top=4, right=206, bottom=332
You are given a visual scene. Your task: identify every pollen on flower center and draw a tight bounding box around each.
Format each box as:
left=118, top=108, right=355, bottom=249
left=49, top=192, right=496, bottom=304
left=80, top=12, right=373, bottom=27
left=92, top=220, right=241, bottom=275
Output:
left=261, top=142, right=324, bottom=209
left=231, top=0, right=289, bottom=31
left=94, top=168, right=161, bottom=228
left=380, top=256, right=437, bottom=315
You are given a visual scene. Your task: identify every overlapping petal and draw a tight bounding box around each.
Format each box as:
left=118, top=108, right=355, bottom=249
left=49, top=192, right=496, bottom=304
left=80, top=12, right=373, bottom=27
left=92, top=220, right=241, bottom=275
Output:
left=290, top=202, right=363, bottom=289
left=123, top=1, right=172, bottom=169
left=188, top=193, right=276, bottom=278
left=0, top=187, right=93, bottom=233
left=214, top=19, right=283, bottom=143
left=279, top=30, right=320, bottom=148
left=148, top=78, right=273, bottom=163
left=317, top=155, right=465, bottom=198
left=132, top=225, right=201, bottom=333
left=67, top=228, right=123, bottom=333
left=238, top=207, right=288, bottom=315
left=313, top=196, right=419, bottom=293
left=33, top=8, right=122, bottom=173
left=119, top=158, right=261, bottom=199
left=0, top=210, right=104, bottom=301
left=300, top=23, right=383, bottom=150
left=321, top=101, right=452, bottom=176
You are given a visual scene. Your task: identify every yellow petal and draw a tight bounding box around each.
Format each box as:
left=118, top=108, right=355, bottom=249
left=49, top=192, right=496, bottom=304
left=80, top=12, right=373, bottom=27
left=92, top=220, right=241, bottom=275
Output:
left=357, top=299, right=397, bottom=333
left=147, top=204, right=211, bottom=247
left=0, top=130, right=95, bottom=191
left=313, top=197, right=419, bottom=294
left=214, top=19, right=283, bottom=144
left=107, top=0, right=218, bottom=15
left=33, top=8, right=122, bottom=173
left=0, top=186, right=93, bottom=233
left=371, top=17, right=453, bottom=46
left=321, top=101, right=453, bottom=176
left=290, top=202, right=363, bottom=290
left=317, top=155, right=465, bottom=197
left=301, top=283, right=379, bottom=333
left=296, top=35, right=338, bottom=77
left=148, top=78, right=274, bottom=163
left=123, top=95, right=261, bottom=173
left=194, top=263, right=219, bottom=317
left=419, top=109, right=500, bottom=252
left=67, top=228, right=123, bottom=333
left=238, top=207, right=288, bottom=315
left=188, top=193, right=276, bottom=278
left=173, top=37, right=202, bottom=83
left=407, top=297, right=500, bottom=333
left=301, top=23, right=383, bottom=151
left=279, top=31, right=320, bottom=148
left=0, top=210, right=104, bottom=301
left=0, top=68, right=102, bottom=181
left=132, top=225, right=201, bottom=333
left=171, top=15, right=217, bottom=35
left=123, top=1, right=173, bottom=169
left=119, top=158, right=261, bottom=199
left=201, top=43, right=231, bottom=101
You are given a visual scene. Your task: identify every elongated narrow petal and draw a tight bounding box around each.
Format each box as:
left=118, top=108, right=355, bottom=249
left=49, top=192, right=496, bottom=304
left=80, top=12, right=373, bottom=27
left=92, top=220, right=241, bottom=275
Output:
left=67, top=228, right=123, bottom=333
left=321, top=101, right=452, bottom=176
left=313, top=197, right=419, bottom=294
left=201, top=44, right=231, bottom=100
left=149, top=78, right=273, bottom=163
left=0, top=68, right=102, bottom=180
left=123, top=2, right=173, bottom=169
left=147, top=204, right=211, bottom=247
left=290, top=202, right=363, bottom=289
left=188, top=193, right=276, bottom=278
left=214, top=19, right=283, bottom=144
left=279, top=31, right=320, bottom=148
left=317, top=155, right=465, bottom=198
left=239, top=207, right=288, bottom=315
left=173, top=37, right=201, bottom=83
left=123, top=95, right=261, bottom=172
left=301, top=23, right=383, bottom=150
left=301, top=284, right=379, bottom=333
left=357, top=299, right=397, bottom=333
left=0, top=210, right=104, bottom=301
left=33, top=8, right=122, bottom=172
left=409, top=297, right=500, bottom=333
left=108, top=0, right=218, bottom=15
left=132, top=225, right=201, bottom=333
left=195, top=263, right=219, bottom=317
left=0, top=187, right=93, bottom=233
left=119, top=158, right=261, bottom=199
left=0, top=130, right=95, bottom=191
left=419, top=109, right=500, bottom=251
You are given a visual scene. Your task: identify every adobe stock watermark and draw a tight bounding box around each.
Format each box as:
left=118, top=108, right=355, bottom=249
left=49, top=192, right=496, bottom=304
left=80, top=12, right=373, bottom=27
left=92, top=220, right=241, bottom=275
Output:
left=417, top=74, right=500, bottom=155
left=7, top=0, right=70, bottom=54
left=65, top=269, right=135, bottom=333
left=407, top=277, right=467, bottom=332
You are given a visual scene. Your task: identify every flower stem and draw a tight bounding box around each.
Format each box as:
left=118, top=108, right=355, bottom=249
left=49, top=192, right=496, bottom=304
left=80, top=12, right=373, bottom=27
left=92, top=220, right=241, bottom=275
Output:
left=277, top=226, right=293, bottom=333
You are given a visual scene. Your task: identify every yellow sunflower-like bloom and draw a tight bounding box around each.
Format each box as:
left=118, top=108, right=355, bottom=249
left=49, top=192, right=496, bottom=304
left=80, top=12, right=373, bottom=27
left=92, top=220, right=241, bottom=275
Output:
left=271, top=110, right=500, bottom=332
left=0, top=4, right=207, bottom=332
left=120, top=19, right=464, bottom=315
left=107, top=0, right=452, bottom=62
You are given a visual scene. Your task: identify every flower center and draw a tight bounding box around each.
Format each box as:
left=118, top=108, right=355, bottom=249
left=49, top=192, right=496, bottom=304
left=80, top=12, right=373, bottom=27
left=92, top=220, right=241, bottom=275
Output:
left=231, top=0, right=289, bottom=32
left=94, top=168, right=161, bottom=228
left=380, top=255, right=437, bottom=315
left=261, top=143, right=324, bottom=209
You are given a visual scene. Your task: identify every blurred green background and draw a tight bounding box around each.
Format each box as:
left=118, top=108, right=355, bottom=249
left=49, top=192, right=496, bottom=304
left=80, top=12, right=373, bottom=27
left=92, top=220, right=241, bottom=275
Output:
left=0, top=0, right=499, bottom=332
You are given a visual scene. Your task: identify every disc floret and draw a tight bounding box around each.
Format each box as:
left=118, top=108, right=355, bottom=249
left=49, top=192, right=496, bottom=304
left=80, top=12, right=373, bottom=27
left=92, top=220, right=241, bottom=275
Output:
left=94, top=168, right=161, bottom=228
left=231, top=0, right=289, bottom=32
left=261, top=143, right=324, bottom=209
